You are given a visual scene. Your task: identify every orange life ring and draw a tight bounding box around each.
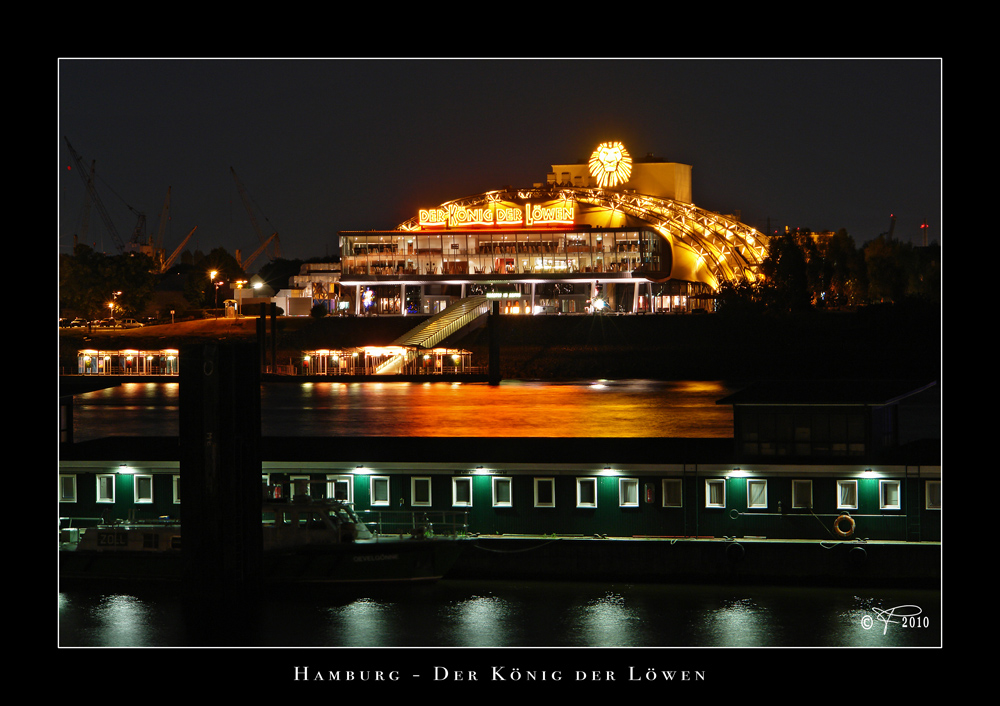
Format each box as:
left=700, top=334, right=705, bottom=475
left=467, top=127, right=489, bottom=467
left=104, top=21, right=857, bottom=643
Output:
left=834, top=513, right=855, bottom=538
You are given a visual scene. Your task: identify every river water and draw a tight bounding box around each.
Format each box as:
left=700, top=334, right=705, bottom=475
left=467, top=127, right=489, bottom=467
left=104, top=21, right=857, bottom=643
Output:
left=58, top=579, right=940, bottom=648
left=60, top=380, right=942, bottom=652
left=68, top=378, right=738, bottom=440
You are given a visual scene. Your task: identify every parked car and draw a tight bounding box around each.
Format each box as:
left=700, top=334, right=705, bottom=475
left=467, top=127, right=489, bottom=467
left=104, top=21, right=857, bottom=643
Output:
left=120, top=318, right=144, bottom=329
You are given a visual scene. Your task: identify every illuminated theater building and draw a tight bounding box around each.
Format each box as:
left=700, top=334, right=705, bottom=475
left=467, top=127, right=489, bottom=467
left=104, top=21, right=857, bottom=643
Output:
left=336, top=142, right=769, bottom=317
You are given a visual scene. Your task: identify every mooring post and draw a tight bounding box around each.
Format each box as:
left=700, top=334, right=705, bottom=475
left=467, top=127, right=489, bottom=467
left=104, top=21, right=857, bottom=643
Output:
left=488, top=300, right=501, bottom=386
left=269, top=302, right=277, bottom=373
left=179, top=343, right=263, bottom=602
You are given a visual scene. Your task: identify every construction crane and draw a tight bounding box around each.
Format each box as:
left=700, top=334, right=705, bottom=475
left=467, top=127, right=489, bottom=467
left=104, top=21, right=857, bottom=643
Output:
left=160, top=226, right=199, bottom=273
left=64, top=137, right=146, bottom=254
left=231, top=166, right=280, bottom=262
left=77, top=159, right=95, bottom=247
left=137, top=187, right=171, bottom=266
left=881, top=213, right=897, bottom=241
left=153, top=187, right=171, bottom=253
left=236, top=231, right=281, bottom=270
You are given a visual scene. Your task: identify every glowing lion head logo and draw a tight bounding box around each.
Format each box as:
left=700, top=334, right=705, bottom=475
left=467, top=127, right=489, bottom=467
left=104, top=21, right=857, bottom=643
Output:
left=589, top=141, right=632, bottom=188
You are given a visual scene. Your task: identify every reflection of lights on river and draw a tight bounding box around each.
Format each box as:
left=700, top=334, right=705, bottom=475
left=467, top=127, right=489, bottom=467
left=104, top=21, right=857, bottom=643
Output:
left=324, top=598, right=394, bottom=646
left=696, top=597, right=772, bottom=646
left=446, top=594, right=514, bottom=646
left=63, top=593, right=158, bottom=647
left=571, top=591, right=639, bottom=646
left=78, top=379, right=738, bottom=441
left=829, top=596, right=905, bottom=647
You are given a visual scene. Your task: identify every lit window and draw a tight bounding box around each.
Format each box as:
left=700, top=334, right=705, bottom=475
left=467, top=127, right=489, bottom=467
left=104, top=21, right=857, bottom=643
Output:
left=925, top=480, right=941, bottom=510
left=705, top=479, right=725, bottom=508
left=534, top=477, right=555, bottom=508
left=96, top=474, right=115, bottom=504
left=880, top=479, right=901, bottom=510
left=661, top=479, right=682, bottom=508
left=59, top=474, right=77, bottom=503
left=619, top=478, right=639, bottom=507
left=576, top=477, right=598, bottom=508
left=492, top=477, right=513, bottom=508
left=411, top=477, right=432, bottom=507
left=791, top=480, right=812, bottom=509
left=173, top=475, right=181, bottom=504
left=747, top=479, right=767, bottom=509
left=134, top=474, right=154, bottom=504
left=452, top=477, right=473, bottom=507
left=370, top=476, right=390, bottom=507
left=327, top=475, right=353, bottom=503
left=837, top=480, right=858, bottom=510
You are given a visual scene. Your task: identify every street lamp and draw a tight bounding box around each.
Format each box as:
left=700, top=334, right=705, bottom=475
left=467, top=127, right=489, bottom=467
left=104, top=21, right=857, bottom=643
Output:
left=234, top=280, right=247, bottom=317
left=209, top=270, right=222, bottom=318
left=108, top=291, right=122, bottom=327
left=214, top=280, right=224, bottom=317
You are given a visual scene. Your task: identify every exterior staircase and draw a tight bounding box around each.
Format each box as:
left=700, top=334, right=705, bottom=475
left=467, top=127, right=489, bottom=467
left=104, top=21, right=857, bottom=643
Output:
left=368, top=296, right=491, bottom=375
left=391, top=296, right=491, bottom=350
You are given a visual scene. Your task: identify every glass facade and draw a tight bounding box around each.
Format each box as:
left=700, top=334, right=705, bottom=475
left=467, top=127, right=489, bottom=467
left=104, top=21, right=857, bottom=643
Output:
left=340, top=228, right=665, bottom=278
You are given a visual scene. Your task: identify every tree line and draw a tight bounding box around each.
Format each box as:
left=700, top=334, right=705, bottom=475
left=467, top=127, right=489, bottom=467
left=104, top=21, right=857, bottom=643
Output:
left=715, top=229, right=940, bottom=316
left=59, top=244, right=246, bottom=321
left=59, top=243, right=316, bottom=321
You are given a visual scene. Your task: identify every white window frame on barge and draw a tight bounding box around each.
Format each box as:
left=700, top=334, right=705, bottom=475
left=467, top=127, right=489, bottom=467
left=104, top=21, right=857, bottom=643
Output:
left=705, top=479, right=725, bottom=508
left=533, top=477, right=555, bottom=508
left=327, top=474, right=353, bottom=504
left=837, top=480, right=858, bottom=510
left=411, top=477, right=432, bottom=507
left=492, top=476, right=513, bottom=508
left=746, top=479, right=767, bottom=509
left=925, top=480, right=941, bottom=510
left=452, top=476, right=473, bottom=507
left=791, top=479, right=812, bottom=509
left=661, top=478, right=682, bottom=508
left=619, top=478, right=639, bottom=507
left=370, top=476, right=391, bottom=507
left=59, top=474, right=77, bottom=503
left=96, top=474, right=115, bottom=504
left=290, top=474, right=313, bottom=499
left=134, top=474, right=154, bottom=504
left=880, top=479, right=901, bottom=510
left=576, top=477, right=598, bottom=508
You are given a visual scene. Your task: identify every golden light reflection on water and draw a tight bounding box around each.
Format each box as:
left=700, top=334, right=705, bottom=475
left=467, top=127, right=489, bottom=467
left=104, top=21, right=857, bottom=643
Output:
left=272, top=380, right=736, bottom=438
left=75, top=380, right=738, bottom=440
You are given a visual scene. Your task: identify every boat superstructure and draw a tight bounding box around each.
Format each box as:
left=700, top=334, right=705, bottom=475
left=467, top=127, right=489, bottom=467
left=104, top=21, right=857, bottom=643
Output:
left=60, top=489, right=472, bottom=584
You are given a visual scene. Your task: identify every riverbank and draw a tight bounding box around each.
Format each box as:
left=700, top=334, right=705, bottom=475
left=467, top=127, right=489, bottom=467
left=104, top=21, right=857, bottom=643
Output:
left=59, top=301, right=941, bottom=381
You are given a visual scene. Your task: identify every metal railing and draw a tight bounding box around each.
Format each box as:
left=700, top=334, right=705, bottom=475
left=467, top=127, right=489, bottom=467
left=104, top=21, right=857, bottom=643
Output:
left=392, top=296, right=490, bottom=349
left=356, top=509, right=470, bottom=539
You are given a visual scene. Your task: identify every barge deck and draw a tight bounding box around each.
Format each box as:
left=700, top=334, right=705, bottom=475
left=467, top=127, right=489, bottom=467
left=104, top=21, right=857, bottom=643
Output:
left=452, top=534, right=941, bottom=587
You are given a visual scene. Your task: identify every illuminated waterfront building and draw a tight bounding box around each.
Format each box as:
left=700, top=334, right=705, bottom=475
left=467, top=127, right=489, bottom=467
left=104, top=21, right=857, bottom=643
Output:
left=332, top=142, right=769, bottom=317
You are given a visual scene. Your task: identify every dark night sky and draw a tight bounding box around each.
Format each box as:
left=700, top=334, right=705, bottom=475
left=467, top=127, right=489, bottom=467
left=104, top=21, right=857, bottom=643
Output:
left=58, top=58, right=941, bottom=269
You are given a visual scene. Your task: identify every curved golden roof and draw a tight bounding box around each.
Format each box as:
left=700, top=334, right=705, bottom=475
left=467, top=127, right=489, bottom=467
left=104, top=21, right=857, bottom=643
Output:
left=397, top=186, right=768, bottom=289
